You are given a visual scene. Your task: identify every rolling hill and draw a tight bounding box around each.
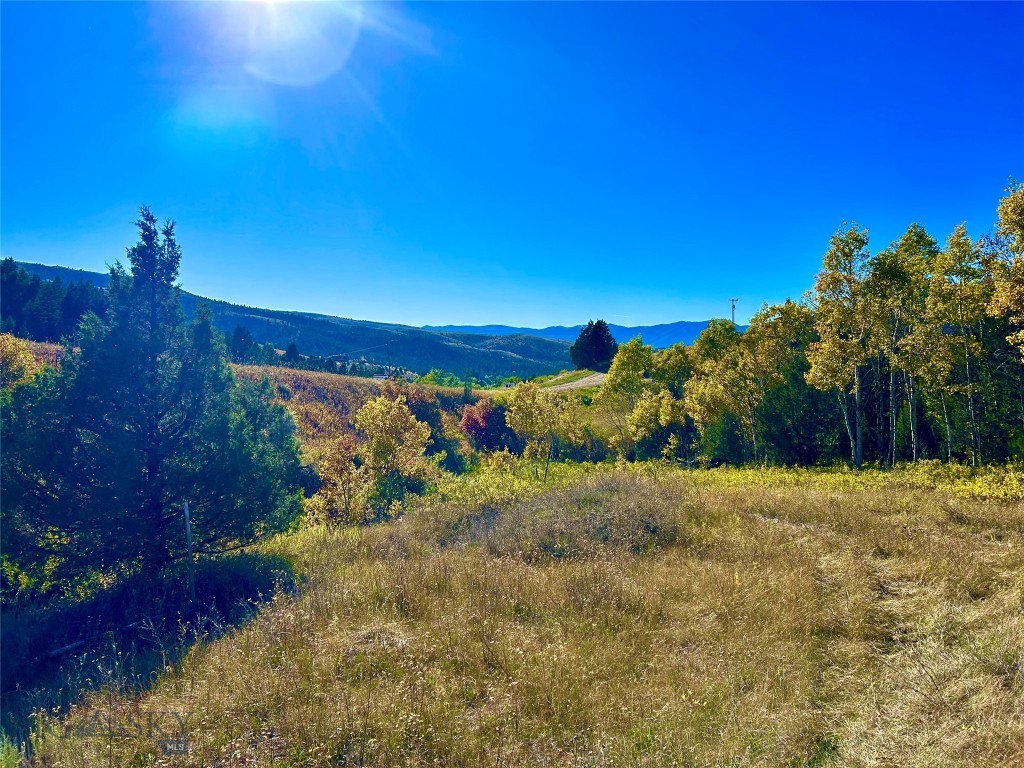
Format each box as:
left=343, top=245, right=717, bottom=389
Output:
left=14, top=262, right=571, bottom=379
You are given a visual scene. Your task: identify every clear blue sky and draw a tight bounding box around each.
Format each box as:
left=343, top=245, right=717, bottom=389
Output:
left=2, top=1, right=1021, bottom=327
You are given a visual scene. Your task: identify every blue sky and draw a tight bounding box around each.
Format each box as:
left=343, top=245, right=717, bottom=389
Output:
left=2, top=1, right=1021, bottom=327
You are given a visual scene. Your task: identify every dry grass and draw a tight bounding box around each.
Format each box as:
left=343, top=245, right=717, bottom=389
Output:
left=232, top=366, right=385, bottom=447
left=231, top=365, right=466, bottom=462
left=23, top=467, right=1024, bottom=767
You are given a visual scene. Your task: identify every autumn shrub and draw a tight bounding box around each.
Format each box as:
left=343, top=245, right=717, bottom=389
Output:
left=460, top=399, right=522, bottom=454
left=303, top=433, right=368, bottom=525
left=0, top=333, right=43, bottom=390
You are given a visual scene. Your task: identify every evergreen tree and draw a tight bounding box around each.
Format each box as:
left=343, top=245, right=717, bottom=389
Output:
left=0, top=258, right=107, bottom=341
left=25, top=277, right=65, bottom=341
left=1, top=208, right=302, bottom=595
left=230, top=324, right=256, bottom=363
left=570, top=319, right=619, bottom=372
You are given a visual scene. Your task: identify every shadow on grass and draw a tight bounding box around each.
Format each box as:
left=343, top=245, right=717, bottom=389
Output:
left=0, top=551, right=294, bottom=744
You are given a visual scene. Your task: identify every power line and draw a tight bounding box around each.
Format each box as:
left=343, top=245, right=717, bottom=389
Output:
left=323, top=341, right=392, bottom=359
left=323, top=339, right=400, bottom=378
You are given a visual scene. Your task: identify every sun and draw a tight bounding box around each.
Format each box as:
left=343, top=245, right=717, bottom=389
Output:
left=237, top=0, right=365, bottom=88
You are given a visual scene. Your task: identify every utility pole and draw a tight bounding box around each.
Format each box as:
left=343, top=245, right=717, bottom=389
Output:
left=386, top=340, right=393, bottom=378
left=730, top=298, right=738, bottom=327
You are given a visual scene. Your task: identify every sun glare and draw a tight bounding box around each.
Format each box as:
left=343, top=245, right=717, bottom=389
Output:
left=238, top=0, right=364, bottom=87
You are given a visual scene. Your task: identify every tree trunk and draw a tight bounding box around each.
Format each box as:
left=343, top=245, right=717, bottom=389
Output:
left=907, top=374, right=918, bottom=461
left=854, top=368, right=863, bottom=469
left=749, top=412, right=758, bottom=465
left=964, top=343, right=980, bottom=466
left=940, top=390, right=953, bottom=461
left=889, top=368, right=898, bottom=466
left=874, top=354, right=886, bottom=462
left=838, top=390, right=855, bottom=465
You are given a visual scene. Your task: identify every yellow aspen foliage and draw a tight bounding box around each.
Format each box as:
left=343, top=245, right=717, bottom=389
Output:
left=626, top=389, right=681, bottom=442
left=0, top=333, right=42, bottom=390
left=596, top=337, right=655, bottom=453
left=307, top=432, right=367, bottom=524
left=506, top=381, right=586, bottom=479
left=805, top=225, right=873, bottom=465
left=989, top=181, right=1024, bottom=356
left=354, top=393, right=432, bottom=479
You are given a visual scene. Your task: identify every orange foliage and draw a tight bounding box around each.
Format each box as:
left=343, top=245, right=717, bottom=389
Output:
left=27, top=340, right=64, bottom=369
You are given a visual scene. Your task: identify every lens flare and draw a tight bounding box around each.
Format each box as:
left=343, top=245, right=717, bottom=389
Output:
left=159, top=0, right=434, bottom=152
left=241, top=1, right=364, bottom=87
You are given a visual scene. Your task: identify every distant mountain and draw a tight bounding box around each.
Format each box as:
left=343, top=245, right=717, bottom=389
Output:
left=15, top=262, right=113, bottom=288
left=424, top=320, right=746, bottom=348
left=14, top=263, right=571, bottom=379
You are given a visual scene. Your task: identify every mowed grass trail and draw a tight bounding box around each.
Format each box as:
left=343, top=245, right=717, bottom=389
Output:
left=30, top=467, right=1024, bottom=767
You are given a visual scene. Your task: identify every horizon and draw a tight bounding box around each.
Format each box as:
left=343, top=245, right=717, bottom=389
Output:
left=12, top=258, right=740, bottom=331
left=2, top=1, right=1022, bottom=327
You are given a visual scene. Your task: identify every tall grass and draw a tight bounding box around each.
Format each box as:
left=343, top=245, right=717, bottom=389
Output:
left=20, top=466, right=1024, bottom=766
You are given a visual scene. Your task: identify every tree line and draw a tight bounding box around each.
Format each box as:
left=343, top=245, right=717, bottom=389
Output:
left=0, top=259, right=404, bottom=382
left=227, top=325, right=397, bottom=379
left=480, top=183, right=1024, bottom=468
left=1, top=259, right=107, bottom=341
left=631, top=184, right=1023, bottom=465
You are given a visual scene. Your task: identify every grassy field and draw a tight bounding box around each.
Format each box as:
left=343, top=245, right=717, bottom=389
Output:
left=534, top=370, right=597, bottom=388
left=475, top=369, right=601, bottom=398
left=22, top=463, right=1024, bottom=767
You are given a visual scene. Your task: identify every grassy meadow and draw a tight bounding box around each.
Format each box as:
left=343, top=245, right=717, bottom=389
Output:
left=20, top=461, right=1024, bottom=767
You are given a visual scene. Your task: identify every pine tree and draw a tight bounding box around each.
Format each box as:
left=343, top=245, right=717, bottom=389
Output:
left=570, top=319, right=619, bottom=372
left=231, top=325, right=256, bottom=363
left=1, top=208, right=302, bottom=594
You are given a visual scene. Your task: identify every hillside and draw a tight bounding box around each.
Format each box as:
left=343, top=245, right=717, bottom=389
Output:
left=13, top=263, right=571, bottom=379
left=232, top=364, right=466, bottom=445
left=424, top=320, right=749, bottom=348
left=26, top=465, right=1024, bottom=766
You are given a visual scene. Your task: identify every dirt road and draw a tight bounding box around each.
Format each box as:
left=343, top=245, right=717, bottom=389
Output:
left=545, top=372, right=606, bottom=392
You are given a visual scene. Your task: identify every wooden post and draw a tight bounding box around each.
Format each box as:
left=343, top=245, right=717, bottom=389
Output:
left=184, top=500, right=196, bottom=602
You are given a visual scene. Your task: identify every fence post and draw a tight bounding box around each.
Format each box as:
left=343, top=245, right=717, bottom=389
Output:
left=184, top=500, right=196, bottom=602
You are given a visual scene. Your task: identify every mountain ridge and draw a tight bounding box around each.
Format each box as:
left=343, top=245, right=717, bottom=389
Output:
left=424, top=320, right=746, bottom=348
left=12, top=262, right=570, bottom=379
left=13, top=262, right=737, bottom=376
